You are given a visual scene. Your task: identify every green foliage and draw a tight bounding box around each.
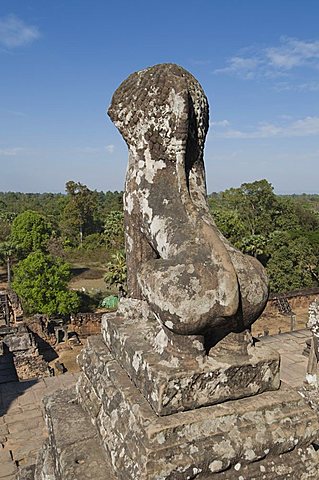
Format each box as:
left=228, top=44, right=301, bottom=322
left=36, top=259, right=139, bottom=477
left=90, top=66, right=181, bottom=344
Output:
left=292, top=203, right=319, bottom=231
left=0, top=240, right=17, bottom=286
left=98, top=191, right=123, bottom=217
left=12, top=251, right=80, bottom=315
left=104, top=250, right=127, bottom=293
left=1, top=182, right=318, bottom=298
left=0, top=241, right=16, bottom=261
left=209, top=179, right=319, bottom=293
left=104, top=211, right=124, bottom=250
left=0, top=220, right=11, bottom=243
left=81, top=233, right=106, bottom=251
left=212, top=209, right=247, bottom=247
left=10, top=210, right=52, bottom=257
left=237, top=234, right=268, bottom=259
left=100, top=295, right=119, bottom=309
left=60, top=181, right=99, bottom=246
left=219, top=179, right=278, bottom=236
left=266, top=232, right=316, bottom=293
left=0, top=191, right=67, bottom=218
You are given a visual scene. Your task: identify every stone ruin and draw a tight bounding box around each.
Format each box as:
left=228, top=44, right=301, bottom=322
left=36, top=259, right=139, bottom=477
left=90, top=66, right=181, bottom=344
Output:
left=35, top=64, right=319, bottom=479
left=0, top=324, right=48, bottom=382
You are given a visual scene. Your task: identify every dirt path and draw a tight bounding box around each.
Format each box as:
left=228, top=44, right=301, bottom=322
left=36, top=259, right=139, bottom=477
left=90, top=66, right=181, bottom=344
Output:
left=252, top=305, right=309, bottom=337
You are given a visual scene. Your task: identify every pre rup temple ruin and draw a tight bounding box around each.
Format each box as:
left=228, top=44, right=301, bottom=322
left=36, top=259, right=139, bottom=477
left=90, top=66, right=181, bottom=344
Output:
left=35, top=64, right=319, bottom=479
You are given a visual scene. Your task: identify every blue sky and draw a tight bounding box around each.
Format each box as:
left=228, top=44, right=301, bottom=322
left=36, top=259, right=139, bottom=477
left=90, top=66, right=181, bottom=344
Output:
left=0, top=0, right=319, bottom=194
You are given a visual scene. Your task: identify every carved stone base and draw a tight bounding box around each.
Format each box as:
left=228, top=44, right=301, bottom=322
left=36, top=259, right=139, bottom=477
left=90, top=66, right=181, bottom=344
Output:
left=75, top=335, right=319, bottom=480
left=102, top=304, right=280, bottom=416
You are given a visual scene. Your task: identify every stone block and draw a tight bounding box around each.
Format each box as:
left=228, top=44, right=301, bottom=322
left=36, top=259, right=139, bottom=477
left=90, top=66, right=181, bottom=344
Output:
left=36, top=387, right=116, bottom=480
left=0, top=461, right=17, bottom=478
left=0, top=446, right=12, bottom=462
left=78, top=335, right=319, bottom=479
left=4, top=408, right=42, bottom=425
left=102, top=311, right=280, bottom=415
left=17, top=464, right=36, bottom=480
left=3, top=331, right=33, bottom=352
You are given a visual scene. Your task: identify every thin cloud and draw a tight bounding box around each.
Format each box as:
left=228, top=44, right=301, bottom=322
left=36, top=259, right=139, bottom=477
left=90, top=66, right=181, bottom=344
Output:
left=266, top=37, right=319, bottom=70
left=1, top=109, right=27, bottom=117
left=275, top=81, right=319, bottom=92
left=105, top=144, right=115, bottom=154
left=0, top=147, right=25, bottom=156
left=214, top=56, right=261, bottom=79
left=210, top=120, right=230, bottom=127
left=76, top=145, right=115, bottom=154
left=214, top=37, right=319, bottom=80
left=0, top=14, right=40, bottom=48
left=214, top=116, right=319, bottom=139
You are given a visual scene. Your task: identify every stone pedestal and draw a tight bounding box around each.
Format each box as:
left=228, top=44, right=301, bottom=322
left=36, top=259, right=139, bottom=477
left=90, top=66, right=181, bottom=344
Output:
left=36, top=309, right=319, bottom=480
left=101, top=304, right=280, bottom=416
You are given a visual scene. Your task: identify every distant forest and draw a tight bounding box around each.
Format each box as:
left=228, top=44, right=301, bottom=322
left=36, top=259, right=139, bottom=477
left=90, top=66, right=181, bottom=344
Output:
left=0, top=180, right=318, bottom=313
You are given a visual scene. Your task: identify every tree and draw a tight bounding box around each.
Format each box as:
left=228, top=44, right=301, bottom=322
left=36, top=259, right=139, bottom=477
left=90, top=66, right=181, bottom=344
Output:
left=10, top=210, right=52, bottom=257
left=237, top=234, right=268, bottom=259
left=220, top=179, right=279, bottom=236
left=104, top=250, right=127, bottom=294
left=266, top=232, right=317, bottom=293
left=209, top=180, right=319, bottom=292
left=0, top=241, right=17, bottom=287
left=60, top=181, right=98, bottom=246
left=212, top=209, right=247, bottom=248
left=0, top=214, right=12, bottom=243
left=12, top=252, right=80, bottom=315
left=104, top=211, right=124, bottom=250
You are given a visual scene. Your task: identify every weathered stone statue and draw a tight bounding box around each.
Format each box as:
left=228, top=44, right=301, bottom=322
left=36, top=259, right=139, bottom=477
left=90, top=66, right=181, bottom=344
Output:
left=35, top=64, right=319, bottom=480
left=108, top=63, right=268, bottom=338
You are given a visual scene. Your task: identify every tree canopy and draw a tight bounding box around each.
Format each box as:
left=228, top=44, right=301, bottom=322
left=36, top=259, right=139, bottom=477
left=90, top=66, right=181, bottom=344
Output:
left=10, top=210, right=53, bottom=257
left=209, top=179, right=319, bottom=293
left=12, top=251, right=80, bottom=316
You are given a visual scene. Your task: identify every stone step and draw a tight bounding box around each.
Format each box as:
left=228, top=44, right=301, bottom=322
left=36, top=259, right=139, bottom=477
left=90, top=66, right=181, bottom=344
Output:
left=36, top=386, right=116, bottom=480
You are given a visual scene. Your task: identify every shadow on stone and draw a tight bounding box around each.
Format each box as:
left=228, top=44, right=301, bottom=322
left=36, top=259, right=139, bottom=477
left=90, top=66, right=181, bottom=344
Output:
left=0, top=377, right=39, bottom=416
left=31, top=331, right=59, bottom=363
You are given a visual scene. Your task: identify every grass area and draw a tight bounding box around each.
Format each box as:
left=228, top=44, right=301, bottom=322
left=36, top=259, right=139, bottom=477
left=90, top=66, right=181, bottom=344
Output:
left=63, top=246, right=111, bottom=266
left=65, top=247, right=117, bottom=296
left=68, top=265, right=110, bottom=294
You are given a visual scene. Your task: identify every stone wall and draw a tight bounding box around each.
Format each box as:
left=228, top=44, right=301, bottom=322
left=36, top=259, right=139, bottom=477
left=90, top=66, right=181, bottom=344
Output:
left=261, top=290, right=319, bottom=318
left=69, top=313, right=104, bottom=337
left=0, top=324, right=49, bottom=380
